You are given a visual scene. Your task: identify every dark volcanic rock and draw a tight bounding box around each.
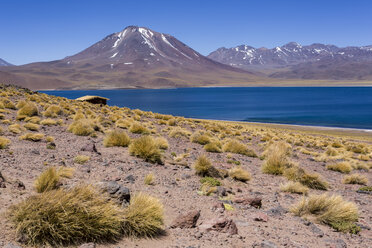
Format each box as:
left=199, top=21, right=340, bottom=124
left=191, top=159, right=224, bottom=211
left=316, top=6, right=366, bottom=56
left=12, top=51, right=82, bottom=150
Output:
left=96, top=181, right=130, bottom=206
left=170, top=210, right=201, bottom=228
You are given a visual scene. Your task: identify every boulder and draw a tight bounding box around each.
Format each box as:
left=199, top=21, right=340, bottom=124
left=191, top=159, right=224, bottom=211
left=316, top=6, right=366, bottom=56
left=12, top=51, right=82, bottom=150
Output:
left=199, top=217, right=238, bottom=235
left=170, top=210, right=201, bottom=228
left=253, top=212, right=269, bottom=222
left=234, top=197, right=262, bottom=208
left=96, top=181, right=130, bottom=206
left=81, top=142, right=100, bottom=154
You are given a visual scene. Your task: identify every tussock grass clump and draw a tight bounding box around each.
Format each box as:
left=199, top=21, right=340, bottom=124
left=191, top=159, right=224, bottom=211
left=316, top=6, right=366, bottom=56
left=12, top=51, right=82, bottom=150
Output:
left=67, top=119, right=95, bottom=136
left=43, top=105, right=63, bottom=117
left=326, top=162, right=352, bottom=174
left=40, top=118, right=58, bottom=126
left=194, top=155, right=212, bottom=176
left=103, top=130, right=130, bottom=147
left=342, top=174, right=368, bottom=185
left=20, top=133, right=44, bottom=142
left=9, top=185, right=125, bottom=246
left=229, top=166, right=251, bottom=182
left=122, top=193, right=164, bottom=237
left=129, top=136, right=162, bottom=164
left=24, top=123, right=39, bottom=131
left=222, top=139, right=257, bottom=157
left=46, top=136, right=54, bottom=142
left=291, top=194, right=359, bottom=233
left=17, top=101, right=38, bottom=119
left=204, top=140, right=222, bottom=153
left=200, top=177, right=221, bottom=186
left=144, top=173, right=155, bottom=185
left=129, top=122, right=150, bottom=134
left=34, top=166, right=74, bottom=193
left=9, top=124, right=22, bottom=134
left=191, top=131, right=211, bottom=145
left=283, top=166, right=328, bottom=190
left=168, top=127, right=191, bottom=138
left=1, top=98, right=16, bottom=109
left=0, top=136, right=11, bottom=149
left=115, top=119, right=132, bottom=129
left=262, top=142, right=292, bottom=175
left=74, top=155, right=90, bottom=164
left=24, top=116, right=41, bottom=124
left=154, top=137, right=169, bottom=150
left=280, top=181, right=309, bottom=195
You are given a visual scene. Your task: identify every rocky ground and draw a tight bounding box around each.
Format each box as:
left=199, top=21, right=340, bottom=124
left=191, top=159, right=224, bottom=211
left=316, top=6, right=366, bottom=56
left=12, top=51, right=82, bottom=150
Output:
left=0, top=85, right=371, bottom=248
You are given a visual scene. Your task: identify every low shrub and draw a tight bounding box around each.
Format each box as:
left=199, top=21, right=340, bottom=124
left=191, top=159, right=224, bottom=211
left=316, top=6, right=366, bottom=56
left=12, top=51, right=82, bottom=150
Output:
left=200, top=177, right=221, bottom=186
left=222, top=139, right=257, bottom=157
left=0, top=136, right=11, bottom=149
left=280, top=181, right=309, bottom=195
left=326, top=162, right=352, bottom=174
left=229, top=166, right=251, bottom=182
left=20, top=133, right=44, bottom=142
left=74, top=155, right=90, bottom=164
left=122, top=193, right=164, bottom=237
left=9, top=185, right=125, bottom=246
left=342, top=174, right=368, bottom=185
left=34, top=166, right=74, bottom=193
left=291, top=194, right=359, bottom=233
left=129, top=136, right=162, bottom=164
left=103, top=130, right=130, bottom=147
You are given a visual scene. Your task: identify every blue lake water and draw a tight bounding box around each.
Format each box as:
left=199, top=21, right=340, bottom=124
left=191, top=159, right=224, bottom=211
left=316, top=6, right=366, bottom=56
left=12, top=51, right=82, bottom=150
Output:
left=41, top=87, right=372, bottom=130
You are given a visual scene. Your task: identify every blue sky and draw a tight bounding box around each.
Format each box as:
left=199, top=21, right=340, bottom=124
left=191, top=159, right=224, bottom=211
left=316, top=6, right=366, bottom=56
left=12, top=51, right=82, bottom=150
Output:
left=1, top=0, right=372, bottom=65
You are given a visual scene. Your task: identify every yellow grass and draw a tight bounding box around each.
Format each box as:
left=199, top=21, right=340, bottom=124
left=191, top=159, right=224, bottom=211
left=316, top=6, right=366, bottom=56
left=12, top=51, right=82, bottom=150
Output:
left=34, top=166, right=75, bottom=193
left=342, top=174, right=368, bottom=185
left=129, top=136, right=162, bottom=164
left=229, top=166, right=251, bottom=182
left=103, top=129, right=131, bottom=147
left=326, top=162, right=353, bottom=173
left=0, top=136, right=11, bottom=149
left=280, top=181, right=309, bottom=195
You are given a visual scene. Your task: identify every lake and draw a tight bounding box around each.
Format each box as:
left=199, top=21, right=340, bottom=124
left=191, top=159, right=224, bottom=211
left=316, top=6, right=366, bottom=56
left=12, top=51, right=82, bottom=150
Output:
left=41, top=87, right=372, bottom=130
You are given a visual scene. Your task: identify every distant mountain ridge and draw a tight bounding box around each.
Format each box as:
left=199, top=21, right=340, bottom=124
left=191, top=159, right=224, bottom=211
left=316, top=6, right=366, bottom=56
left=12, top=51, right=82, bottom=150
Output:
left=208, top=43, right=372, bottom=80
left=0, top=58, right=12, bottom=66
left=0, top=26, right=260, bottom=90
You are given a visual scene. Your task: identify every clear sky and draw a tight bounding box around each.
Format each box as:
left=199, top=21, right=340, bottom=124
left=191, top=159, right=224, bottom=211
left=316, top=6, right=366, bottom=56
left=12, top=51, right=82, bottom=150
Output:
left=1, top=0, right=372, bottom=65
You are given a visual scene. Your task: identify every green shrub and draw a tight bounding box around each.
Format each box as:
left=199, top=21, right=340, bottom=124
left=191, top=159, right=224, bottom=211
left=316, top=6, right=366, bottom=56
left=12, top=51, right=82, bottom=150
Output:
left=200, top=177, right=221, bottom=186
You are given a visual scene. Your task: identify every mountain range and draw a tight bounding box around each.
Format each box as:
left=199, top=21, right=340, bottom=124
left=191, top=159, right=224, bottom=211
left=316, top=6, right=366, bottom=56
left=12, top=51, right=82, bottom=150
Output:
left=1, top=26, right=372, bottom=90
left=208, top=43, right=372, bottom=80
left=0, top=58, right=12, bottom=66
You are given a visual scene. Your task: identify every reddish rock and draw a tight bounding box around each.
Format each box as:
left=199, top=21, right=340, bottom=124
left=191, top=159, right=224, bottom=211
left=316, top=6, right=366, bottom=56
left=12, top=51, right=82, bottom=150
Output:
left=253, top=212, right=269, bottom=222
left=199, top=217, right=238, bottom=235
left=170, top=210, right=201, bottom=228
left=234, top=197, right=262, bottom=208
left=211, top=202, right=225, bottom=213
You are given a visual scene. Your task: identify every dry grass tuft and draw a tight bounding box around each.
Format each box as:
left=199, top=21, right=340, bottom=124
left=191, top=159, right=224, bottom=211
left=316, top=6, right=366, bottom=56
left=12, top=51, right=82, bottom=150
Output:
left=229, top=166, right=251, bottom=182
left=122, top=193, right=164, bottom=237
left=168, top=127, right=191, bottom=138
left=280, top=181, right=309, bottom=195
left=17, top=101, right=38, bottom=119
left=222, top=139, right=257, bottom=157
left=194, top=154, right=212, bottom=176
left=24, top=123, right=39, bottom=131
left=283, top=166, right=328, bottom=190
left=20, top=133, right=44, bottom=142
left=9, top=185, right=125, bottom=246
left=326, top=162, right=352, bottom=174
left=191, top=131, right=211, bottom=145
left=342, top=174, right=368, bottom=185
left=129, top=122, right=150, bottom=134
left=144, top=173, right=155, bottom=185
left=34, top=166, right=75, bottom=193
left=262, top=142, right=292, bottom=175
left=291, top=194, right=359, bottom=233
left=129, top=136, right=163, bottom=164
left=9, top=124, right=22, bottom=134
left=103, top=130, right=130, bottom=147
left=0, top=136, right=11, bottom=149
left=43, top=105, right=63, bottom=118
left=154, top=137, right=169, bottom=150
left=40, top=118, right=58, bottom=126
left=67, top=119, right=95, bottom=136
left=204, top=140, right=222, bottom=153
left=74, top=155, right=90, bottom=164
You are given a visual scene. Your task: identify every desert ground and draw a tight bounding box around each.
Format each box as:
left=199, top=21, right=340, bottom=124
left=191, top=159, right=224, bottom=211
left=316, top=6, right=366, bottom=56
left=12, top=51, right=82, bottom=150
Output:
left=0, top=84, right=371, bottom=248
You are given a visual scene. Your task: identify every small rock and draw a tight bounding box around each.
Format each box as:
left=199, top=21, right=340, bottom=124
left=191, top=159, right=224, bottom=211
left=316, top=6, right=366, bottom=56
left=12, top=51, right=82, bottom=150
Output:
left=4, top=243, right=22, bottom=248
left=260, top=240, right=278, bottom=248
left=253, top=212, right=269, bottom=222
left=81, top=142, right=100, bottom=154
left=199, top=217, right=238, bottom=235
left=170, top=210, right=201, bottom=228
left=78, top=243, right=96, bottom=248
left=326, top=239, right=347, bottom=248
left=266, top=205, right=288, bottom=217
left=14, top=180, right=25, bottom=190
left=124, top=174, right=135, bottom=183
left=234, top=197, right=262, bottom=208
left=216, top=186, right=227, bottom=197
left=0, top=171, right=6, bottom=188
left=96, top=181, right=130, bottom=206
left=309, top=223, right=324, bottom=237
left=211, top=202, right=225, bottom=213
left=31, top=149, right=40, bottom=155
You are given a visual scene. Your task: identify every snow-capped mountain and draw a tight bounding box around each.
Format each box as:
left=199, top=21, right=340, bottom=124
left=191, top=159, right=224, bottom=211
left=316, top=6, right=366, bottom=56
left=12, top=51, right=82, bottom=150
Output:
left=208, top=42, right=372, bottom=68
left=0, top=58, right=12, bottom=66
left=0, top=26, right=258, bottom=90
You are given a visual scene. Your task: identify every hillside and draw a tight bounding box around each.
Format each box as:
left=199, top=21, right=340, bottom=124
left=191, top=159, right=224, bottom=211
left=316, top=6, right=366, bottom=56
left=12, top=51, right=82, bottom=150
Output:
left=0, top=85, right=371, bottom=247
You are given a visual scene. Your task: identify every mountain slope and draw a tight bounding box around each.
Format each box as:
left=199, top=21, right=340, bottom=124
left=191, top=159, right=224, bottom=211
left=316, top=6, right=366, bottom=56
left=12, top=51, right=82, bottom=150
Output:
left=0, top=26, right=260, bottom=90
left=208, top=43, right=372, bottom=80
left=0, top=58, right=12, bottom=66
